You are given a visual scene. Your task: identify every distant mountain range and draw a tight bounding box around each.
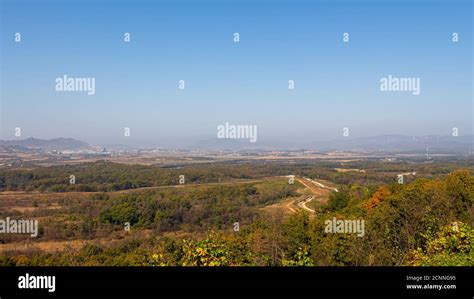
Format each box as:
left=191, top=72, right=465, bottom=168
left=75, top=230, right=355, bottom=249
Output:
left=195, top=134, right=473, bottom=154
left=309, top=134, right=473, bottom=153
left=0, top=137, right=93, bottom=152
left=0, top=135, right=472, bottom=154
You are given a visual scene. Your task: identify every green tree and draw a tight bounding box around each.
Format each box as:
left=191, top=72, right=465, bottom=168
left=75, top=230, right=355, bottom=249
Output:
left=408, top=222, right=474, bottom=266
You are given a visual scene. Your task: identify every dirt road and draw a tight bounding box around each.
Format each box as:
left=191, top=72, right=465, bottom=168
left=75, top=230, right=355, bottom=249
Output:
left=265, top=176, right=336, bottom=215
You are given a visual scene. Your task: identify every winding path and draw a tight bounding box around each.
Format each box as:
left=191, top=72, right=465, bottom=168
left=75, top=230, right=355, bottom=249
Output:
left=297, top=196, right=315, bottom=213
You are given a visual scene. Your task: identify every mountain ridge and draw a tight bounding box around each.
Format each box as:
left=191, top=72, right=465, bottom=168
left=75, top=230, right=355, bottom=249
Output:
left=0, top=137, right=93, bottom=151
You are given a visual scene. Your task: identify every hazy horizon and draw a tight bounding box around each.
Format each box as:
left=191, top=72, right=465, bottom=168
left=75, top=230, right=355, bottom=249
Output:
left=0, top=134, right=472, bottom=153
left=1, top=0, right=472, bottom=148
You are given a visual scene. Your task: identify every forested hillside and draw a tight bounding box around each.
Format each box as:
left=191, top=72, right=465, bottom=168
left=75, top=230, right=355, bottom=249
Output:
left=1, top=162, right=472, bottom=266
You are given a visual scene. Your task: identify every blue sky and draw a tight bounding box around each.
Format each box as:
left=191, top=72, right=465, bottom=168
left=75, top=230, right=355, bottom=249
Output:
left=1, top=0, right=472, bottom=148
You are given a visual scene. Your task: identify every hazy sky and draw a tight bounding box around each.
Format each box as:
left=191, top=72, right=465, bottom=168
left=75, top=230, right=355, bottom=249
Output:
left=1, top=0, right=472, bottom=148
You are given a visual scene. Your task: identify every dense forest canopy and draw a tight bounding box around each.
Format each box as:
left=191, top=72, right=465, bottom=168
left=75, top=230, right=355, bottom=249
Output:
left=0, top=159, right=471, bottom=192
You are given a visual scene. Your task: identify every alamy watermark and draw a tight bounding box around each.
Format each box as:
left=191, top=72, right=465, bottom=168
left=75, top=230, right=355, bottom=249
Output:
left=18, top=273, right=55, bottom=293
left=0, top=217, right=38, bottom=237
left=217, top=122, right=257, bottom=143
left=380, top=75, right=420, bottom=95
left=324, top=217, right=365, bottom=237
left=55, top=75, right=95, bottom=95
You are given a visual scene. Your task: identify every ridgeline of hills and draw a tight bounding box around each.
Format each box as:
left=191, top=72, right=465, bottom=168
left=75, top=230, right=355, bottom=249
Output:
left=0, top=137, right=93, bottom=152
